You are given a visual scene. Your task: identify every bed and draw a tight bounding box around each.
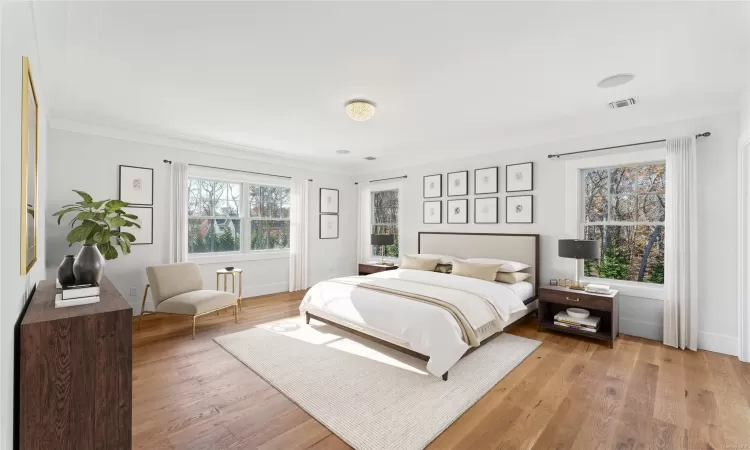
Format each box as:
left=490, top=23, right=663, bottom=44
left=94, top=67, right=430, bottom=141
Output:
left=299, top=232, right=540, bottom=380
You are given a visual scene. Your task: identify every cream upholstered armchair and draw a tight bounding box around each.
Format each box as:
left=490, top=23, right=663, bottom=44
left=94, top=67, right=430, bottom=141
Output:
left=138, top=262, right=239, bottom=338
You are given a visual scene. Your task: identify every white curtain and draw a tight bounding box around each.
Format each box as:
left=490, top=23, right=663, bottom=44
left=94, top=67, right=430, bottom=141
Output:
left=289, top=179, right=309, bottom=291
left=169, top=162, right=189, bottom=263
left=357, top=183, right=372, bottom=267
left=664, top=136, right=699, bottom=350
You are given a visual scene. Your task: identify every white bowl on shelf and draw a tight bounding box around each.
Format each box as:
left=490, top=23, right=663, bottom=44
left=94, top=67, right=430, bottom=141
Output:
left=566, top=307, right=590, bottom=319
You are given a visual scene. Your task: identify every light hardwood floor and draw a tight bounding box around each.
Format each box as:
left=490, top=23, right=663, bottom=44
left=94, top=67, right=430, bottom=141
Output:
left=133, top=291, right=750, bottom=450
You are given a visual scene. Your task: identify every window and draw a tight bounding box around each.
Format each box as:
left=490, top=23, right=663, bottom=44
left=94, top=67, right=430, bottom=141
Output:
left=581, top=163, right=665, bottom=284
left=248, top=184, right=290, bottom=250
left=188, top=177, right=290, bottom=255
left=371, top=189, right=399, bottom=258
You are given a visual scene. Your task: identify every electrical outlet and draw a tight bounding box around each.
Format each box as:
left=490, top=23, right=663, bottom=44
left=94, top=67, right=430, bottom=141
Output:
left=130, top=287, right=137, bottom=297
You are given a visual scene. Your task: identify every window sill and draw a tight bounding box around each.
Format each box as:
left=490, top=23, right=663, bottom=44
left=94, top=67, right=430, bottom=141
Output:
left=581, top=277, right=665, bottom=301
left=189, top=250, right=290, bottom=265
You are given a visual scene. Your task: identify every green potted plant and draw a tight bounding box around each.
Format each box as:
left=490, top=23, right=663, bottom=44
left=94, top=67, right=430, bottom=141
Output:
left=53, top=190, right=140, bottom=285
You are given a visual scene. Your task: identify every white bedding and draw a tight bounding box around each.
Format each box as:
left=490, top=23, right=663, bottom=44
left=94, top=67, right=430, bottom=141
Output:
left=299, top=269, right=528, bottom=376
left=502, top=280, right=535, bottom=303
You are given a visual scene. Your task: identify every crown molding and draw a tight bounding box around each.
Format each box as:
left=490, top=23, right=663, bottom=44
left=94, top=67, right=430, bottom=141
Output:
left=49, top=116, right=352, bottom=175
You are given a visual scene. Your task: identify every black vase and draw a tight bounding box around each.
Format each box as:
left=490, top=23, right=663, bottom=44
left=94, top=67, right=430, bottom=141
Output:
left=73, top=244, right=104, bottom=285
left=57, top=255, right=76, bottom=286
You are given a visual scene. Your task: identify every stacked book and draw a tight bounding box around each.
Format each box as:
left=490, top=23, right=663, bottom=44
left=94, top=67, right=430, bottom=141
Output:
left=55, top=281, right=100, bottom=308
left=554, top=311, right=600, bottom=333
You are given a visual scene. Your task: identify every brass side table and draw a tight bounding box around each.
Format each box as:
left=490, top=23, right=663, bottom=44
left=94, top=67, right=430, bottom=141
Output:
left=216, top=268, right=243, bottom=311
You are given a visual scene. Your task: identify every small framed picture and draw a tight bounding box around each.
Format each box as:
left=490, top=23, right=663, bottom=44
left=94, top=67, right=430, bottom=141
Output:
left=506, top=195, right=533, bottom=223
left=120, top=206, right=153, bottom=245
left=474, top=167, right=499, bottom=195
left=423, top=201, right=442, bottom=224
left=506, top=162, right=533, bottom=192
left=447, top=171, right=468, bottom=197
left=319, top=188, right=339, bottom=214
left=423, top=174, right=442, bottom=198
left=119, top=165, right=154, bottom=206
left=550, top=279, right=558, bottom=286
left=474, top=197, right=498, bottom=224
left=447, top=199, right=468, bottom=224
left=319, top=214, right=339, bottom=239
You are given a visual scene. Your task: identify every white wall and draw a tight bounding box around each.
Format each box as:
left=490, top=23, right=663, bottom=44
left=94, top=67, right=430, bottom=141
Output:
left=356, top=112, right=740, bottom=355
left=46, top=127, right=357, bottom=313
left=0, top=2, right=49, bottom=449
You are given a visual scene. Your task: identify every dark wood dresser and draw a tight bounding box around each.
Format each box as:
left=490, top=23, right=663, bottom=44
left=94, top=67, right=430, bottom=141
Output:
left=18, top=276, right=132, bottom=449
left=358, top=263, right=399, bottom=276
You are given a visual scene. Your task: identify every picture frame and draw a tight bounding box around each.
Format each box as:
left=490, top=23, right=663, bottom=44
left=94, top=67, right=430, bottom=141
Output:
left=20, top=56, right=38, bottom=274
left=474, top=197, right=499, bottom=224
left=423, top=174, right=442, bottom=198
left=447, top=199, right=469, bottom=224
left=319, top=214, right=339, bottom=239
left=506, top=195, right=533, bottom=223
left=120, top=206, right=153, bottom=245
left=506, top=162, right=534, bottom=192
left=319, top=188, right=339, bottom=214
left=447, top=171, right=468, bottom=197
left=423, top=200, right=442, bottom=224
left=119, top=165, right=154, bottom=206
left=474, top=167, right=499, bottom=195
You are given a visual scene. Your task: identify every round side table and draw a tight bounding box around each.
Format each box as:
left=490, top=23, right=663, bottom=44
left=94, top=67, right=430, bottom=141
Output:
left=216, top=268, right=243, bottom=311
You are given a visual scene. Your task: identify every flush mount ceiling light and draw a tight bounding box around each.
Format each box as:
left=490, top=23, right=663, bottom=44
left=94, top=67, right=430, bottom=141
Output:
left=336, top=149, right=351, bottom=154
left=597, top=73, right=635, bottom=88
left=345, top=100, right=376, bottom=121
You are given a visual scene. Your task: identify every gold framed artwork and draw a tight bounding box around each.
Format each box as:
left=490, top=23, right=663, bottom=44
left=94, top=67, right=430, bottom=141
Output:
left=21, top=56, right=38, bottom=275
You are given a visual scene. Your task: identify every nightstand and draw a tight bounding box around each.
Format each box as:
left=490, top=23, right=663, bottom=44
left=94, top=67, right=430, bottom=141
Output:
left=537, top=285, right=619, bottom=348
left=358, top=263, right=398, bottom=276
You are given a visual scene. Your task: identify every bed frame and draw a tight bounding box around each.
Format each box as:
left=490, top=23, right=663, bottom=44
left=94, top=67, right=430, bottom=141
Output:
left=306, top=232, right=540, bottom=381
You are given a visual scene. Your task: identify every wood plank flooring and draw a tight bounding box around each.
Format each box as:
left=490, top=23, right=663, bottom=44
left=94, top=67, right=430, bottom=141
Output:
left=133, top=291, right=750, bottom=449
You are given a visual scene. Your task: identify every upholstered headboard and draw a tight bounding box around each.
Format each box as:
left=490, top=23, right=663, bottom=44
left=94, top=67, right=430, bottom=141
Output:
left=417, top=232, right=540, bottom=294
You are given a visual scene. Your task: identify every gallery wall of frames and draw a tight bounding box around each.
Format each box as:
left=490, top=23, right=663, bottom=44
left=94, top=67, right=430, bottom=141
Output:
left=422, top=162, right=534, bottom=225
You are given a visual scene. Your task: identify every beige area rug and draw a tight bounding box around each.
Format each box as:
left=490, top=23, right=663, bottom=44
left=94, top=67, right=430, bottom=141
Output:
left=214, top=316, right=541, bottom=450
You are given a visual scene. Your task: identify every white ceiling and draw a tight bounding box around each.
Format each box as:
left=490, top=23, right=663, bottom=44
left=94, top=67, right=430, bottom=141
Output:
left=34, top=1, right=750, bottom=171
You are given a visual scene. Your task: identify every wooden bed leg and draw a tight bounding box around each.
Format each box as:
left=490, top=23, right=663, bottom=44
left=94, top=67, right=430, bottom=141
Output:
left=305, top=312, right=310, bottom=325
left=442, top=372, right=448, bottom=381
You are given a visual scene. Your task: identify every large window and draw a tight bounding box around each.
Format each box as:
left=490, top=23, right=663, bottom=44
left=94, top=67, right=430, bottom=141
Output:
left=188, top=177, right=290, bottom=255
left=582, top=163, right=665, bottom=284
left=371, top=189, right=399, bottom=258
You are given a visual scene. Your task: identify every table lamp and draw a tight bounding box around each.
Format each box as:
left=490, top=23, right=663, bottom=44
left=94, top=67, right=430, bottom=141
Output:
left=558, top=239, right=601, bottom=290
left=371, top=234, right=395, bottom=265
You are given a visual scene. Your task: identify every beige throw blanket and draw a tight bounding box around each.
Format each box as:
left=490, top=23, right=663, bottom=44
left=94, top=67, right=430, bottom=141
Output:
left=330, top=276, right=503, bottom=346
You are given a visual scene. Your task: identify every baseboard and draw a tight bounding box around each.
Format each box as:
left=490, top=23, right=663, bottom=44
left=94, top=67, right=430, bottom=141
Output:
left=620, top=317, right=663, bottom=341
left=698, top=331, right=738, bottom=356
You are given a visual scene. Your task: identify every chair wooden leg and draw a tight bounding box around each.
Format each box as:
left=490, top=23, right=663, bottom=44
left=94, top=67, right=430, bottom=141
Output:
left=234, top=305, right=238, bottom=323
left=306, top=312, right=310, bottom=325
left=137, top=285, right=149, bottom=331
left=192, top=316, right=196, bottom=339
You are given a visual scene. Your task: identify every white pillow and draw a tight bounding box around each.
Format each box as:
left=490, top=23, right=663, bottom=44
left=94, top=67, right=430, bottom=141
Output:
left=495, top=272, right=531, bottom=284
left=451, top=258, right=501, bottom=282
left=465, top=258, right=530, bottom=273
left=409, top=254, right=454, bottom=265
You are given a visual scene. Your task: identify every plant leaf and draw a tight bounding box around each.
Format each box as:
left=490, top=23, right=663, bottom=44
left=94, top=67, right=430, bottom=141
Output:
left=66, top=224, right=94, bottom=244
left=119, top=231, right=136, bottom=242
left=90, top=200, right=108, bottom=210
left=97, top=242, right=119, bottom=260
left=53, top=207, right=80, bottom=225
left=120, top=219, right=141, bottom=228
left=74, top=211, right=96, bottom=221
left=107, top=217, right=127, bottom=228
left=105, top=200, right=129, bottom=212
left=92, top=228, right=110, bottom=244
left=117, top=236, right=131, bottom=255
left=73, top=190, right=93, bottom=203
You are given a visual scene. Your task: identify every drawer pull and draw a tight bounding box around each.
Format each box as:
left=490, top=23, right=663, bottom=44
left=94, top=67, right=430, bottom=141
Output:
left=565, top=297, right=580, bottom=302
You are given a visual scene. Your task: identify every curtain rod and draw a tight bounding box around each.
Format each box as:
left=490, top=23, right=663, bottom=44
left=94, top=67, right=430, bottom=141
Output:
left=547, top=132, right=711, bottom=159
left=354, top=175, right=408, bottom=185
left=162, top=159, right=312, bottom=181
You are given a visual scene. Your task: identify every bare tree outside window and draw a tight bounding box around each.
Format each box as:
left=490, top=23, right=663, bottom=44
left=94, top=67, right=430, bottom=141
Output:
left=582, top=163, right=665, bottom=284
left=248, top=185, right=290, bottom=250
left=371, top=189, right=399, bottom=257
left=188, top=178, right=242, bottom=253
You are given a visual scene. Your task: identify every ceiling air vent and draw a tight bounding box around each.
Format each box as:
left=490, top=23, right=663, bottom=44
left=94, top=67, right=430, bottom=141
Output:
left=609, top=97, right=638, bottom=109
left=364, top=156, right=377, bottom=161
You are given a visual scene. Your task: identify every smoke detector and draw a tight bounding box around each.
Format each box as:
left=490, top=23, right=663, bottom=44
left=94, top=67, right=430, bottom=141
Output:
left=609, top=97, right=638, bottom=109
left=364, top=156, right=377, bottom=161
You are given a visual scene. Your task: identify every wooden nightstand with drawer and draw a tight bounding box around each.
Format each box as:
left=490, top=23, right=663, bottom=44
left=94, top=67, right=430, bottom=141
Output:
left=358, top=263, right=398, bottom=276
left=538, top=285, right=619, bottom=348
